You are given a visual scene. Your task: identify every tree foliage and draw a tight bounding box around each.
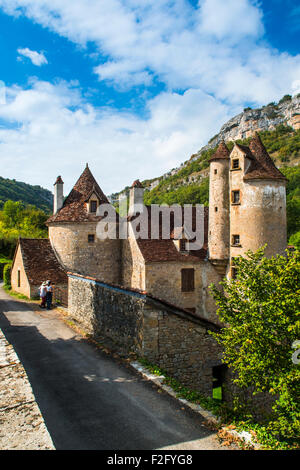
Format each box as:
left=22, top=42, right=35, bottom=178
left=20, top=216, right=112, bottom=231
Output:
left=209, top=248, right=300, bottom=441
left=0, top=177, right=52, bottom=212
left=0, top=201, right=48, bottom=258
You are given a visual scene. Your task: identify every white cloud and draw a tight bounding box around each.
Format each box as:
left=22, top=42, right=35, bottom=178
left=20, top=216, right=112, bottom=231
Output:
left=0, top=1, right=299, bottom=194
left=1, top=0, right=299, bottom=103
left=17, top=47, right=48, bottom=66
left=0, top=80, right=232, bottom=194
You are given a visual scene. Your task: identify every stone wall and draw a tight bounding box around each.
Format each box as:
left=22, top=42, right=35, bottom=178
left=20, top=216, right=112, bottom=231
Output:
left=49, top=223, right=121, bottom=284
left=11, top=245, right=31, bottom=298
left=68, top=275, right=145, bottom=352
left=145, top=260, right=222, bottom=325
left=121, top=234, right=145, bottom=291
left=68, top=273, right=223, bottom=397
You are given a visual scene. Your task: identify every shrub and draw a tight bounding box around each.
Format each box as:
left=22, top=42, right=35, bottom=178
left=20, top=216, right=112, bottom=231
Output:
left=3, top=262, right=12, bottom=287
left=209, top=248, right=300, bottom=443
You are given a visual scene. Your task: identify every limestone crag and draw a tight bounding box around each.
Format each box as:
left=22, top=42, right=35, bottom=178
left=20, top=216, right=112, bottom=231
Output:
left=144, top=95, right=300, bottom=191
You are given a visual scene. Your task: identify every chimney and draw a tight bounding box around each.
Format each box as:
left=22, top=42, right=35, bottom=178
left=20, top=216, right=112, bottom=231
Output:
left=128, top=180, right=144, bottom=216
left=53, top=176, right=64, bottom=214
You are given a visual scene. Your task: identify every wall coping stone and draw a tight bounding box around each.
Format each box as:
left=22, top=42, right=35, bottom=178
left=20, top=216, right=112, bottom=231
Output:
left=68, top=271, right=220, bottom=332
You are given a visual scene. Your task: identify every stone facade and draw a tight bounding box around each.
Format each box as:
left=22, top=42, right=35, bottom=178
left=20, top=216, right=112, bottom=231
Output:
left=229, top=146, right=287, bottom=260
left=11, top=244, right=31, bottom=298
left=208, top=158, right=230, bottom=261
left=68, top=273, right=222, bottom=397
left=121, top=229, right=146, bottom=291
left=49, top=223, right=121, bottom=284
left=144, top=260, right=222, bottom=325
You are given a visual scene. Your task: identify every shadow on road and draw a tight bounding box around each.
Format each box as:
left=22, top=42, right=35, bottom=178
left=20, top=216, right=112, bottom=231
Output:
left=0, top=295, right=220, bottom=450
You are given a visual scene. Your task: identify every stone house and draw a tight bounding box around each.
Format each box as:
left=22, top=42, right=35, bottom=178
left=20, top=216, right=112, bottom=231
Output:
left=11, top=238, right=68, bottom=303
left=9, top=132, right=287, bottom=398
left=12, top=133, right=286, bottom=321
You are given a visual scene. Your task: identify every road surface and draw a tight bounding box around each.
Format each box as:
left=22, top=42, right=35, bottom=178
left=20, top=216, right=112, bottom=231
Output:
left=0, top=286, right=225, bottom=450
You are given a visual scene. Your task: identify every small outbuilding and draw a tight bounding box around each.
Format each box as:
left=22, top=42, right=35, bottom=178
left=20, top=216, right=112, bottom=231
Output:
left=11, top=238, right=68, bottom=305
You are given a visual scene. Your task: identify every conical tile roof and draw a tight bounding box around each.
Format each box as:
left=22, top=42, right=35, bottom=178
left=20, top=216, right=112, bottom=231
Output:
left=209, top=141, right=230, bottom=161
left=244, top=133, right=287, bottom=181
left=47, top=165, right=109, bottom=223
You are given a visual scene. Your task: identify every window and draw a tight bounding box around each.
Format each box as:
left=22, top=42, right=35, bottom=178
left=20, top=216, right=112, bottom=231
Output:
left=214, top=169, right=217, bottom=175
left=180, top=239, right=187, bottom=251
left=181, top=268, right=195, bottom=292
left=231, top=190, right=240, bottom=204
left=215, top=207, right=218, bottom=212
left=232, top=159, right=240, bottom=169
left=90, top=200, right=97, bottom=213
left=231, top=267, right=238, bottom=279
left=232, top=234, right=240, bottom=246
left=88, top=234, right=95, bottom=243
left=17, top=270, right=21, bottom=288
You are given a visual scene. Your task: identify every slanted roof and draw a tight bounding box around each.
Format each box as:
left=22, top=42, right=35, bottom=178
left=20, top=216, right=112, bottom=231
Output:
left=209, top=141, right=230, bottom=162
left=244, top=133, right=287, bottom=181
left=130, top=206, right=208, bottom=263
left=17, top=238, right=67, bottom=285
left=131, top=180, right=144, bottom=188
left=47, top=165, right=109, bottom=223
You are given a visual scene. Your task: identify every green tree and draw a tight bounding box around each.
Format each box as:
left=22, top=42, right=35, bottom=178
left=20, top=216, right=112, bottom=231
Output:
left=209, top=248, right=300, bottom=441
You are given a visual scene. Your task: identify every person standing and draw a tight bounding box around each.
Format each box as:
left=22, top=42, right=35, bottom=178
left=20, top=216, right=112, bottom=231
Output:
left=39, top=281, right=47, bottom=308
left=46, top=280, right=53, bottom=310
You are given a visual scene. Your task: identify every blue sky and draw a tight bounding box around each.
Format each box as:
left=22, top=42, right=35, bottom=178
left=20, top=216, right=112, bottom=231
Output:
left=0, top=0, right=299, bottom=195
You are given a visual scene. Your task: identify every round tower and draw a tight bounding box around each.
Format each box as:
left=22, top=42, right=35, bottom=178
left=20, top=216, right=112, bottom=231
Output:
left=47, top=165, right=121, bottom=284
left=208, top=141, right=230, bottom=265
left=229, top=133, right=287, bottom=263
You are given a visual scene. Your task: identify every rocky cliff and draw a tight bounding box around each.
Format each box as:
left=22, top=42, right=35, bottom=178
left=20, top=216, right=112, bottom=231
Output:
left=146, top=94, right=300, bottom=191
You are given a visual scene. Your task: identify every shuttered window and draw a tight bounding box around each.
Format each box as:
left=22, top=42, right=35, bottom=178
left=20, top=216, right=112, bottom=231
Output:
left=181, top=268, right=195, bottom=292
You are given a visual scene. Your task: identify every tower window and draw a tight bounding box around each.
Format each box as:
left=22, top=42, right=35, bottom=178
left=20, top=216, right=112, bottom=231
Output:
left=90, top=200, right=97, bottom=213
left=88, top=234, right=95, bottom=243
left=232, top=234, right=240, bottom=246
left=215, top=207, right=218, bottom=212
left=17, top=270, right=21, bottom=288
left=181, top=269, right=195, bottom=292
left=214, top=169, right=217, bottom=175
left=231, top=190, right=240, bottom=204
left=232, top=159, right=240, bottom=169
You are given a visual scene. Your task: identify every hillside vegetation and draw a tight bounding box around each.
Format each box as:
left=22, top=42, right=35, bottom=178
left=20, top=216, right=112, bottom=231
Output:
left=143, top=125, right=300, bottom=245
left=0, top=177, right=52, bottom=212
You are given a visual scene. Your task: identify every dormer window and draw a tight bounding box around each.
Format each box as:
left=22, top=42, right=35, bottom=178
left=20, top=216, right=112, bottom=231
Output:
left=180, top=239, right=187, bottom=252
left=90, top=200, right=97, bottom=213
left=232, top=159, right=240, bottom=169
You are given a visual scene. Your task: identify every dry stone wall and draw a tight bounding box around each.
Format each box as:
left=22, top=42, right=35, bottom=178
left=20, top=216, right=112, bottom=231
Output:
left=68, top=274, right=223, bottom=397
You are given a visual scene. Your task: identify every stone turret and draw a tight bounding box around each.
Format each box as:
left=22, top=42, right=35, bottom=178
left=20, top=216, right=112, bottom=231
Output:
left=229, top=133, right=287, bottom=274
left=53, top=176, right=64, bottom=214
left=47, top=165, right=121, bottom=284
left=208, top=141, right=230, bottom=271
left=128, top=180, right=145, bottom=216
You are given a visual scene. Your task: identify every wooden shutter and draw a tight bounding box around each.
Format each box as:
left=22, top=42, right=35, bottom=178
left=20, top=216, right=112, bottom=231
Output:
left=181, top=269, right=195, bottom=292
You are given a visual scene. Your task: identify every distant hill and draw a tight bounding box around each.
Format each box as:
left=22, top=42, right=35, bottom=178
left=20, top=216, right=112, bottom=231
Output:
left=109, top=93, right=300, bottom=243
left=0, top=177, right=52, bottom=212
left=110, top=93, right=300, bottom=203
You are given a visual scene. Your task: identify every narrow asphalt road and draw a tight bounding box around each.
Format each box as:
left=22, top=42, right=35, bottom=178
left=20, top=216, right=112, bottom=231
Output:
left=0, top=286, right=224, bottom=450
